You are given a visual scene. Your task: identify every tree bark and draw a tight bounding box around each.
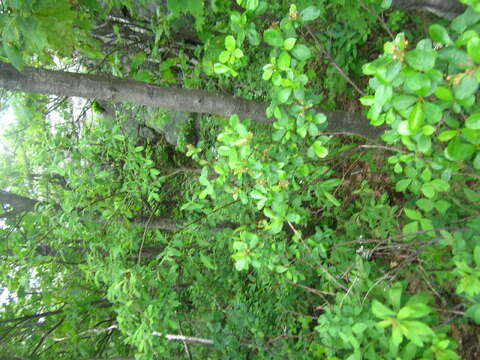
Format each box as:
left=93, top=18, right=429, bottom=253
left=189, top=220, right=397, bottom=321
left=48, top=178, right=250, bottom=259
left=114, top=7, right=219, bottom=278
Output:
left=392, top=0, right=466, bottom=19
left=0, top=62, right=383, bottom=140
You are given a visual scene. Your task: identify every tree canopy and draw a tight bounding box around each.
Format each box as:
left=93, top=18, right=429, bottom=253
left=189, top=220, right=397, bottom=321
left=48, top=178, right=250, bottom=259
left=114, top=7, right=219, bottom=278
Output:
left=0, top=0, right=479, bottom=359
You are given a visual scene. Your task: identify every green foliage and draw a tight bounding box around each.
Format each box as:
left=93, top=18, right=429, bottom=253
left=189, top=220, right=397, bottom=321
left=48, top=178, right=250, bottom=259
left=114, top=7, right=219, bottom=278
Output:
left=1, top=1, right=480, bottom=359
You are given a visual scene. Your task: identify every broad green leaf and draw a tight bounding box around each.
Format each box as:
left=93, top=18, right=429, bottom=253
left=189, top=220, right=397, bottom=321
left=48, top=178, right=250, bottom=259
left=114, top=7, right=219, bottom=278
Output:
left=323, top=191, right=340, bottom=206
left=474, top=246, right=480, bottom=267
left=434, top=86, right=453, bottom=101
left=313, top=141, right=328, bottom=158
left=398, top=121, right=412, bottom=135
left=404, top=208, right=422, bottom=220
left=4, top=44, right=24, bottom=71
left=468, top=37, right=480, bottom=63
left=422, top=125, right=435, bottom=136
left=422, top=102, right=442, bottom=124
left=438, top=130, right=458, bottom=142
left=372, top=300, right=396, bottom=319
left=264, top=28, right=283, bottom=47
left=408, top=103, right=424, bottom=131
left=435, top=200, right=451, bottom=214
left=233, top=48, right=244, bottom=58
left=465, top=304, right=480, bottom=324
left=292, top=44, right=312, bottom=61
left=396, top=178, right=411, bottom=192
left=403, top=221, right=419, bottom=234
left=284, top=37, right=296, bottom=50
left=445, top=137, right=476, bottom=161
left=315, top=113, right=327, bottom=124
left=406, top=49, right=436, bottom=72
left=388, top=283, right=403, bottom=310
left=300, top=6, right=321, bottom=22
left=429, top=179, right=450, bottom=192
left=474, top=153, right=480, bottom=170
left=416, top=198, right=434, bottom=212
left=391, top=326, right=403, bottom=347
left=225, top=35, right=236, bottom=51
left=277, top=87, right=292, bottom=103
left=429, top=24, right=453, bottom=45
left=400, top=320, right=433, bottom=340
left=278, top=51, right=291, bottom=71
left=235, top=257, right=249, bottom=271
left=466, top=112, right=480, bottom=129
left=247, top=26, right=260, bottom=45
left=214, top=63, right=231, bottom=74
left=453, top=74, right=479, bottom=99
left=397, top=304, right=431, bottom=320
left=417, top=135, right=431, bottom=153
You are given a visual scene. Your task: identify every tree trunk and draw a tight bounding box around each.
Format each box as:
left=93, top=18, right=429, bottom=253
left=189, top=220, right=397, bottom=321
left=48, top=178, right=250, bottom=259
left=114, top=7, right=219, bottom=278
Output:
left=0, top=62, right=383, bottom=140
left=392, top=0, right=466, bottom=19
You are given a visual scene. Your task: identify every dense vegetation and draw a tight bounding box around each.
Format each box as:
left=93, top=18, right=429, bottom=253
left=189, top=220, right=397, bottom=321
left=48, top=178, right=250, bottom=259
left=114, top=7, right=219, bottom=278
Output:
left=0, top=0, right=479, bottom=359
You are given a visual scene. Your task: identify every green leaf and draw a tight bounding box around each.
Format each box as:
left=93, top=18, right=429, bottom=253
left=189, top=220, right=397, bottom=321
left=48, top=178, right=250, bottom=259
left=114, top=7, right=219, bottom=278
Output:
left=372, top=300, right=396, bottom=319
left=396, top=179, right=411, bottom=192
left=264, top=28, right=283, bottom=47
left=291, top=44, right=312, bottom=61
left=468, top=37, right=480, bottom=63
left=314, top=113, right=327, bottom=124
left=417, top=135, right=431, bottom=153
left=225, top=35, right=236, bottom=51
left=403, top=221, right=419, bottom=234
left=422, top=125, right=435, bottom=136
left=313, top=141, right=328, bottom=158
left=247, top=26, right=260, bottom=46
left=475, top=246, right=480, bottom=267
left=435, top=86, right=453, bottom=101
left=453, top=74, right=479, bottom=99
left=388, top=283, right=403, bottom=310
left=408, top=103, right=424, bottom=131
left=300, top=6, right=321, bottom=22
left=435, top=200, right=451, bottom=214
left=406, top=49, right=436, bottom=72
left=284, top=37, right=296, bottom=50
left=400, top=320, right=433, bottom=342
left=416, top=199, right=434, bottom=212
left=398, top=121, right=412, bottom=136
left=214, top=63, right=231, bottom=74
left=391, top=326, right=403, bottom=347
left=397, top=304, right=431, bottom=320
left=445, top=137, right=476, bottom=161
left=466, top=112, right=480, bottom=129
left=465, top=304, right=480, bottom=324
left=429, top=24, right=453, bottom=45
left=3, top=44, right=24, bottom=71
left=235, top=257, right=249, bottom=271
left=438, top=130, right=458, bottom=142
left=405, top=208, right=422, bottom=220
left=200, top=253, right=217, bottom=270
left=429, top=179, right=450, bottom=192
left=474, top=153, right=480, bottom=170
left=277, top=87, right=292, bottom=103
left=323, top=191, right=340, bottom=206
left=422, top=102, right=442, bottom=124
left=278, top=51, right=291, bottom=71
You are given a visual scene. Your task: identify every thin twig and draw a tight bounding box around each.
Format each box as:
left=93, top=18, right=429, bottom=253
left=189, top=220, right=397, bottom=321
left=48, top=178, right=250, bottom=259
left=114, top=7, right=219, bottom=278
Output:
left=305, top=26, right=366, bottom=96
left=177, top=314, right=192, bottom=360
left=288, top=221, right=348, bottom=292
left=358, top=144, right=406, bottom=153
left=137, top=202, right=161, bottom=265
left=358, top=0, right=395, bottom=39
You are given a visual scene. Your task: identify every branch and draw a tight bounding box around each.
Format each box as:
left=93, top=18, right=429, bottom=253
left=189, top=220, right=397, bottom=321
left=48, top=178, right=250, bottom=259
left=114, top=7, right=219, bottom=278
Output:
left=0, top=62, right=383, bottom=140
